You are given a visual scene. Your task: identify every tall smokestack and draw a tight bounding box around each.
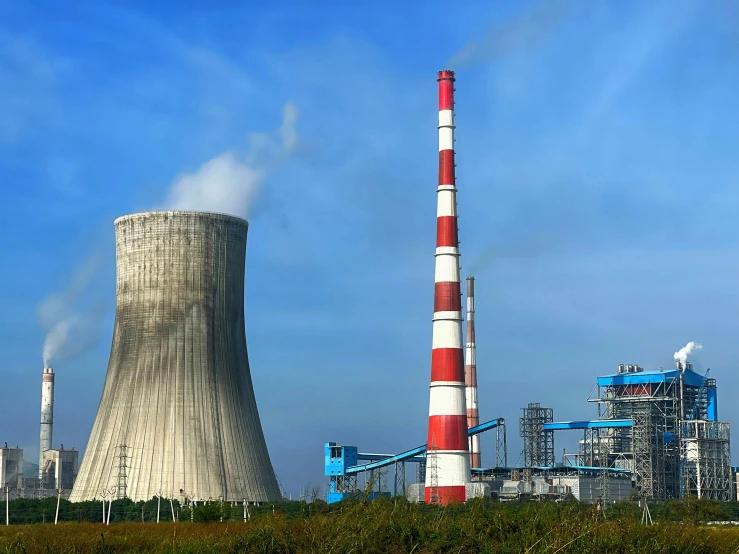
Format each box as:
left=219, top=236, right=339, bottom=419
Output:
left=425, top=69, right=471, bottom=505
left=465, top=276, right=481, bottom=468
left=39, top=367, right=54, bottom=479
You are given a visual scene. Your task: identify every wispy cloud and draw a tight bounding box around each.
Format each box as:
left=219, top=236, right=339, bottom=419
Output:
left=448, top=0, right=572, bottom=68
left=579, top=1, right=699, bottom=137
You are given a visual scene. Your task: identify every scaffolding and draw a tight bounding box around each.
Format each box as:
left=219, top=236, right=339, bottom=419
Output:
left=593, top=368, right=681, bottom=500
left=520, top=403, right=554, bottom=467
left=681, top=420, right=732, bottom=500
left=588, top=362, right=731, bottom=501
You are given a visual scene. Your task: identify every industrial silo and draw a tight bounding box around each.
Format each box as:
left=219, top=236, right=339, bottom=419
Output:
left=70, top=211, right=281, bottom=502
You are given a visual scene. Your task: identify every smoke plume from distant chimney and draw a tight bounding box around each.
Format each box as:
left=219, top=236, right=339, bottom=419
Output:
left=38, top=252, right=107, bottom=368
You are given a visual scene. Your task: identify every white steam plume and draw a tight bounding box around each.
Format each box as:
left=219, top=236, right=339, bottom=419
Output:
left=38, top=252, right=107, bottom=367
left=673, top=341, right=702, bottom=367
left=163, top=101, right=299, bottom=218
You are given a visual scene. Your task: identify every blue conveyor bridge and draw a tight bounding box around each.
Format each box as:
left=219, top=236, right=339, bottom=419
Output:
left=325, top=418, right=507, bottom=503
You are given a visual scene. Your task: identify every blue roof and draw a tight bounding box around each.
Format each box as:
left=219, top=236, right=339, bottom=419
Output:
left=597, top=368, right=704, bottom=387
left=544, top=420, right=633, bottom=431
left=530, top=465, right=631, bottom=474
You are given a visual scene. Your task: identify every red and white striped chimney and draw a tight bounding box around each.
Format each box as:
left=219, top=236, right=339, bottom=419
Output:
left=425, top=69, right=470, bottom=505
left=465, top=276, right=481, bottom=468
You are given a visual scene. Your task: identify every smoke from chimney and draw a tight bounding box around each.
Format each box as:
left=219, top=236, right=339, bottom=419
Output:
left=674, top=341, right=702, bottom=367
left=37, top=252, right=107, bottom=368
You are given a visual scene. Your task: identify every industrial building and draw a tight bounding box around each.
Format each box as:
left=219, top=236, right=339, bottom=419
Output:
left=0, top=445, right=23, bottom=499
left=511, top=361, right=732, bottom=502
left=326, top=358, right=732, bottom=504
left=473, top=467, right=633, bottom=503
left=0, top=367, right=81, bottom=499
left=41, top=447, right=79, bottom=496
left=70, top=211, right=281, bottom=503
left=322, top=70, right=733, bottom=507
left=520, top=403, right=554, bottom=467
left=584, top=361, right=731, bottom=500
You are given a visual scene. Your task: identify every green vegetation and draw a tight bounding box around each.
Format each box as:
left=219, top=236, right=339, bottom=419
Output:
left=1, top=497, right=739, bottom=553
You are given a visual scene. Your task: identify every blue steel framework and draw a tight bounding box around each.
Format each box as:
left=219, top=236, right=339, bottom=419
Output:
left=538, top=363, right=729, bottom=501
left=586, top=363, right=727, bottom=500
left=543, top=420, right=634, bottom=468
left=543, top=419, right=636, bottom=504
left=325, top=418, right=506, bottom=503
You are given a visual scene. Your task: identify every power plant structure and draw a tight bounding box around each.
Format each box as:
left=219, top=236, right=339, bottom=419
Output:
left=424, top=69, right=472, bottom=505
left=0, top=445, right=23, bottom=496
left=0, top=68, right=735, bottom=509
left=69, top=211, right=281, bottom=503
left=39, top=367, right=54, bottom=479
left=0, top=368, right=80, bottom=500
left=324, top=70, right=496, bottom=505
left=585, top=361, right=732, bottom=500
left=520, top=403, right=554, bottom=468
left=465, top=277, right=481, bottom=469
left=320, top=71, right=734, bottom=506
left=41, top=446, right=79, bottom=492
left=491, top=360, right=733, bottom=502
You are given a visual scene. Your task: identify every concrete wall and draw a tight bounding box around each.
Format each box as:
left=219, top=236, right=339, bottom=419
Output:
left=70, top=211, right=281, bottom=502
left=552, top=476, right=632, bottom=503
left=0, top=447, right=23, bottom=491
left=43, top=449, right=79, bottom=491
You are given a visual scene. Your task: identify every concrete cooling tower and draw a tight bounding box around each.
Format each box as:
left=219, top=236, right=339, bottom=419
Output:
left=70, top=211, right=281, bottom=502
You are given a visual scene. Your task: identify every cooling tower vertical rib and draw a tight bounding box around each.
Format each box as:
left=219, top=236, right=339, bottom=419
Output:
left=69, top=211, right=281, bottom=502
left=425, top=70, right=471, bottom=505
left=465, top=277, right=481, bottom=469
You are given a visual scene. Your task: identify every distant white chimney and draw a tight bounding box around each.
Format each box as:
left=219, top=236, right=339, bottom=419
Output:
left=39, top=367, right=55, bottom=479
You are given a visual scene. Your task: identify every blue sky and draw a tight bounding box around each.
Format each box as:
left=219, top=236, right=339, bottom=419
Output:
left=1, top=0, right=739, bottom=496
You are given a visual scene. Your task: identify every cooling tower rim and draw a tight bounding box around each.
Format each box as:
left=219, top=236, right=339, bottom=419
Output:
left=114, top=210, right=248, bottom=227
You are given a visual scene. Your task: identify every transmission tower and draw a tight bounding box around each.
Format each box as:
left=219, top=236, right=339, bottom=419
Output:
left=115, top=444, right=129, bottom=499
left=428, top=434, right=439, bottom=504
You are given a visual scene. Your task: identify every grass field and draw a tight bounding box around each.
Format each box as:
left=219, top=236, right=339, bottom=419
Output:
left=2, top=498, right=739, bottom=553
